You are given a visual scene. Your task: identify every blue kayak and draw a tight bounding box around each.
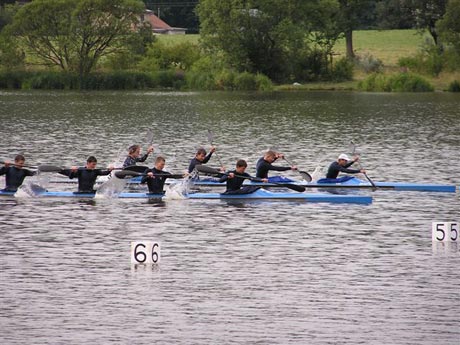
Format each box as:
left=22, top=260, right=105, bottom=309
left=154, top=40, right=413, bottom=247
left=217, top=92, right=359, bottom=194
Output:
left=0, top=188, right=372, bottom=204
left=191, top=176, right=456, bottom=193
left=48, top=176, right=456, bottom=193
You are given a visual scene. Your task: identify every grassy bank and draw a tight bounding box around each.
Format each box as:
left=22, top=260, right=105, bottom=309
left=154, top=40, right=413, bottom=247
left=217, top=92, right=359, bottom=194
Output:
left=160, top=30, right=460, bottom=92
left=3, top=30, right=458, bottom=91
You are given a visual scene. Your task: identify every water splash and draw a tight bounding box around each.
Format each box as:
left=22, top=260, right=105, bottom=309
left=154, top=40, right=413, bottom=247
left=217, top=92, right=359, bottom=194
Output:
left=163, top=177, right=191, bottom=200
left=95, top=174, right=127, bottom=199
left=15, top=182, right=47, bottom=198
left=311, top=166, right=324, bottom=182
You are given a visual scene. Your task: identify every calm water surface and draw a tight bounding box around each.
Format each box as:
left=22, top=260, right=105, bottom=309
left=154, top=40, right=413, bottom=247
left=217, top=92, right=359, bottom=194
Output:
left=0, top=90, right=459, bottom=344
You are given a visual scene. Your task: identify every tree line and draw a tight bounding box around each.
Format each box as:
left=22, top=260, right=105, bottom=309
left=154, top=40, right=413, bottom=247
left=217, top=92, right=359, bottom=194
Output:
left=0, top=0, right=459, bottom=90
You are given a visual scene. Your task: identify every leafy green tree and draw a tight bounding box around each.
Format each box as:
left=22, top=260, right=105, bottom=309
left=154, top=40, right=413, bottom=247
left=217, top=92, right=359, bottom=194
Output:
left=198, top=0, right=340, bottom=82
left=437, top=0, right=460, bottom=53
left=337, top=0, right=376, bottom=59
left=375, top=0, right=415, bottom=29
left=7, top=0, right=145, bottom=80
left=0, top=2, right=19, bottom=31
left=409, top=0, right=447, bottom=46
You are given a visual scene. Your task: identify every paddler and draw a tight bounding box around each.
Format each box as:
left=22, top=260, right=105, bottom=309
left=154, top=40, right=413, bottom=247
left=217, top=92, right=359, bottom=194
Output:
left=255, top=150, right=297, bottom=181
left=220, top=159, right=267, bottom=194
left=141, top=156, right=182, bottom=194
left=58, top=156, right=113, bottom=193
left=0, top=155, right=36, bottom=192
left=122, top=144, right=154, bottom=168
left=188, top=146, right=218, bottom=173
left=319, top=153, right=365, bottom=183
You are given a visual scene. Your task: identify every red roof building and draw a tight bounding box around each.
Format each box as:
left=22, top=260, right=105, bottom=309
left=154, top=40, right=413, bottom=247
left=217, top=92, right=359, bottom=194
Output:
left=142, top=10, right=186, bottom=35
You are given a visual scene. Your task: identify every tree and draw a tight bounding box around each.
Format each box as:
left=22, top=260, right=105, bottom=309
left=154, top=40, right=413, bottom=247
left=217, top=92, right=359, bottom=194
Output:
left=409, top=0, right=447, bottom=46
left=337, top=0, right=376, bottom=59
left=197, top=0, right=340, bottom=82
left=7, top=0, right=145, bottom=80
left=436, top=0, right=460, bottom=53
left=375, top=0, right=415, bottom=29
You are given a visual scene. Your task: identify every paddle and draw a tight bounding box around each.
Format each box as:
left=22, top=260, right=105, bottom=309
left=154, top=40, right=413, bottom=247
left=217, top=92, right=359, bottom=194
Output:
left=196, top=165, right=306, bottom=193
left=349, top=141, right=377, bottom=190
left=37, top=164, right=147, bottom=173
left=115, top=170, right=183, bottom=179
left=282, top=157, right=312, bottom=182
left=206, top=129, right=225, bottom=169
left=1, top=160, right=38, bottom=170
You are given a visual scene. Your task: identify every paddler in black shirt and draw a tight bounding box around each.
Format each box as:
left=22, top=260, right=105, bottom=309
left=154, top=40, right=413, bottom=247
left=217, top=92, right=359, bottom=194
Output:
left=141, top=156, right=182, bottom=194
left=188, top=147, right=216, bottom=173
left=59, top=156, right=113, bottom=193
left=255, top=150, right=297, bottom=179
left=325, top=153, right=365, bottom=179
left=219, top=159, right=267, bottom=195
left=0, top=155, right=36, bottom=192
left=122, top=144, right=154, bottom=168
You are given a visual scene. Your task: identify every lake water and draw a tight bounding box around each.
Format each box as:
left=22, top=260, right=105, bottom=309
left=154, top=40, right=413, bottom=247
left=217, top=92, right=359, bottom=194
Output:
left=0, top=90, right=459, bottom=344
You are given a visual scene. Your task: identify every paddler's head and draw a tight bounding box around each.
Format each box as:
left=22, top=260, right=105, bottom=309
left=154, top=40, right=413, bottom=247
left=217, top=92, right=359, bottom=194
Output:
left=86, top=156, right=97, bottom=169
left=337, top=153, right=351, bottom=166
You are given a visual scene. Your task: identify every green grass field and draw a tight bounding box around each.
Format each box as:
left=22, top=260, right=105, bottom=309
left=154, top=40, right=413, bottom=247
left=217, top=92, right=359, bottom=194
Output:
left=334, top=29, right=429, bottom=66
left=159, top=29, right=460, bottom=90
left=158, top=29, right=428, bottom=67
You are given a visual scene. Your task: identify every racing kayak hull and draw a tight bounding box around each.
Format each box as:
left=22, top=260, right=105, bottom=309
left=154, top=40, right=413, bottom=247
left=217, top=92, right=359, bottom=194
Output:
left=0, top=189, right=372, bottom=204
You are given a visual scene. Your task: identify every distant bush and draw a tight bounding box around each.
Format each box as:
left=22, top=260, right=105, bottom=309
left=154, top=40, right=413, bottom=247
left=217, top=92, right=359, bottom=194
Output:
left=0, top=69, right=272, bottom=91
left=139, top=41, right=201, bottom=72
left=447, top=80, right=460, bottom=92
left=358, top=72, right=434, bottom=92
left=255, top=73, right=274, bottom=91
left=0, top=70, right=188, bottom=90
left=398, top=45, right=444, bottom=77
left=234, top=72, right=257, bottom=91
left=215, top=69, right=236, bottom=90
left=355, top=53, right=383, bottom=73
left=332, top=57, right=354, bottom=81
left=185, top=71, right=218, bottom=91
left=22, top=71, right=79, bottom=90
left=357, top=73, right=390, bottom=92
left=0, top=70, right=26, bottom=89
left=389, top=73, right=434, bottom=92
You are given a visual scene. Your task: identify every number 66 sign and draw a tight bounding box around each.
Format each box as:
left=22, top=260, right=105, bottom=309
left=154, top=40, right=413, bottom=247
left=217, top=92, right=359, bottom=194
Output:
left=131, top=241, right=161, bottom=264
left=432, top=222, right=459, bottom=242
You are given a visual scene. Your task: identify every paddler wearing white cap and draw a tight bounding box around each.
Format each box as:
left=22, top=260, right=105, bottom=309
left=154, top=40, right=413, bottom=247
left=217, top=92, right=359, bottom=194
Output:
left=325, top=153, right=365, bottom=179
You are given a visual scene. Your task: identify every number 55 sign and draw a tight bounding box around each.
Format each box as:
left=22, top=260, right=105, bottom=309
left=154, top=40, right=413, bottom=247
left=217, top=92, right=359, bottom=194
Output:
left=131, top=241, right=161, bottom=264
left=432, top=222, right=459, bottom=242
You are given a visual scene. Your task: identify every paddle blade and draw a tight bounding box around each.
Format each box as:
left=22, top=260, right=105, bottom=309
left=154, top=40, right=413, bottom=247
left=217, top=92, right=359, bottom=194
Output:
left=124, top=165, right=148, bottom=173
left=38, top=165, right=63, bottom=173
left=299, top=171, right=312, bottom=182
left=281, top=184, right=305, bottom=193
left=196, top=165, right=221, bottom=176
left=146, top=130, right=154, bottom=146
left=115, top=170, right=142, bottom=179
left=207, top=129, right=213, bottom=143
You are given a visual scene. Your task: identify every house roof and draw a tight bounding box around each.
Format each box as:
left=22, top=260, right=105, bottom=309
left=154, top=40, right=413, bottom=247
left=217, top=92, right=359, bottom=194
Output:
left=144, top=10, right=172, bottom=30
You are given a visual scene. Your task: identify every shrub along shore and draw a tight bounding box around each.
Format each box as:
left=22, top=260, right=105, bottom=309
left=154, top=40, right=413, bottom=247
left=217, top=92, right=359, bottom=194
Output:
left=1, top=30, right=459, bottom=92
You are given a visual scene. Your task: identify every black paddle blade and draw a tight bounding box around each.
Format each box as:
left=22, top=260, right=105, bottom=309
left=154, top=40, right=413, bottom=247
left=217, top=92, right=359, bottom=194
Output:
left=115, top=170, right=142, bottom=179
left=196, top=165, right=221, bottom=176
left=279, top=183, right=305, bottom=193
left=299, top=171, right=312, bottom=182
left=124, top=165, right=148, bottom=173
left=37, top=165, right=64, bottom=173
